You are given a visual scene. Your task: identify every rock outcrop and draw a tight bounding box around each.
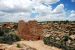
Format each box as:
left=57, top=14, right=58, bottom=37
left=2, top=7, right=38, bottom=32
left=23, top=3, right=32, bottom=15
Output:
left=5, top=43, right=36, bottom=50
left=18, top=20, right=43, bottom=40
left=0, top=42, right=36, bottom=50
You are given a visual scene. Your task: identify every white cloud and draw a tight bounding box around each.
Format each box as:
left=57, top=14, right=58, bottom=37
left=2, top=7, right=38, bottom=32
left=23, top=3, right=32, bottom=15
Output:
left=71, top=0, right=75, bottom=2
left=0, top=0, right=59, bottom=13
left=34, top=12, right=66, bottom=21
left=0, top=0, right=33, bottom=13
left=52, top=4, right=64, bottom=14
left=68, top=10, right=75, bottom=21
left=0, top=12, right=32, bottom=22
left=0, top=11, right=7, bottom=16
left=34, top=4, right=66, bottom=21
left=70, top=10, right=75, bottom=17
left=70, top=13, right=75, bottom=17
left=0, top=0, right=74, bottom=22
left=34, top=4, right=52, bottom=16
left=71, top=10, right=75, bottom=14
left=32, top=0, right=60, bottom=5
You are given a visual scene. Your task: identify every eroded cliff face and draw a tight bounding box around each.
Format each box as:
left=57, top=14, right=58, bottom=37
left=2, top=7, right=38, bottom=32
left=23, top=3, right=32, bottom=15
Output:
left=18, top=20, right=43, bottom=40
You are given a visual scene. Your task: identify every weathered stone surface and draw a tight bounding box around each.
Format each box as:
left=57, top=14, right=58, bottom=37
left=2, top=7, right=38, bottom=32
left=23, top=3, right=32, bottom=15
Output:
left=18, top=20, right=43, bottom=40
left=0, top=44, right=8, bottom=50
left=5, top=43, right=36, bottom=50
left=70, top=35, right=75, bottom=40
left=18, top=20, right=29, bottom=37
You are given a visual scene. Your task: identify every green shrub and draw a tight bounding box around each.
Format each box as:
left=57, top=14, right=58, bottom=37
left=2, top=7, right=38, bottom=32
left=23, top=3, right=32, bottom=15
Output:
left=0, top=30, right=4, bottom=36
left=2, top=33, right=21, bottom=44
left=43, top=37, right=50, bottom=45
left=16, top=44, right=21, bottom=48
left=43, top=35, right=75, bottom=50
left=3, top=28, right=10, bottom=33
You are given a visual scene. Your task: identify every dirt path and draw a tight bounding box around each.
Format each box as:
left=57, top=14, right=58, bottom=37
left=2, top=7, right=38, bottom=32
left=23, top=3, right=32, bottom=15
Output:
left=19, top=40, right=62, bottom=50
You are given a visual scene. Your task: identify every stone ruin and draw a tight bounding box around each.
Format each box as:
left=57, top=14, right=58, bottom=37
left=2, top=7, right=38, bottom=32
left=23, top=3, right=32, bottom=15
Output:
left=18, top=20, right=43, bottom=40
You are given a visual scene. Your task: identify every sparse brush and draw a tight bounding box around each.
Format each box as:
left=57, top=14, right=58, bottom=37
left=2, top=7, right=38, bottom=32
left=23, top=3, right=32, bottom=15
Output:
left=16, top=43, right=21, bottom=48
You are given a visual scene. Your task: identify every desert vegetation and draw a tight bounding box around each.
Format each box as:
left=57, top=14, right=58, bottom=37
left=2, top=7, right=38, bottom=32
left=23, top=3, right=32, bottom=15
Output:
left=0, top=21, right=75, bottom=50
left=0, top=23, right=21, bottom=44
left=43, top=21, right=75, bottom=50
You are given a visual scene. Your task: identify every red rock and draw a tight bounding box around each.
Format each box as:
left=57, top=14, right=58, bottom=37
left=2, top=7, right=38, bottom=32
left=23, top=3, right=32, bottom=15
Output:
left=18, top=20, right=43, bottom=40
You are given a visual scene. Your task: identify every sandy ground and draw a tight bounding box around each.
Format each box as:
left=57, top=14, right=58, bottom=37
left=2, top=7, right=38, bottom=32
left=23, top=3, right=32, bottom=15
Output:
left=19, top=40, right=62, bottom=50
left=0, top=40, right=62, bottom=50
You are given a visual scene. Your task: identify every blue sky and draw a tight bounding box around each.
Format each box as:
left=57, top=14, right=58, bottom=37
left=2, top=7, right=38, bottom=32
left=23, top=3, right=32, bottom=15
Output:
left=0, top=0, right=75, bottom=22
left=61, top=0, right=75, bottom=10
left=51, top=0, right=75, bottom=10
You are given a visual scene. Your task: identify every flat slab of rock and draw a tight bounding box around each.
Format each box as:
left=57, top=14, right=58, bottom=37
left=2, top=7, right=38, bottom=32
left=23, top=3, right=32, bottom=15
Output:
left=0, top=40, right=62, bottom=50
left=5, top=43, right=36, bottom=50
left=0, top=44, right=8, bottom=50
left=18, top=40, right=62, bottom=50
